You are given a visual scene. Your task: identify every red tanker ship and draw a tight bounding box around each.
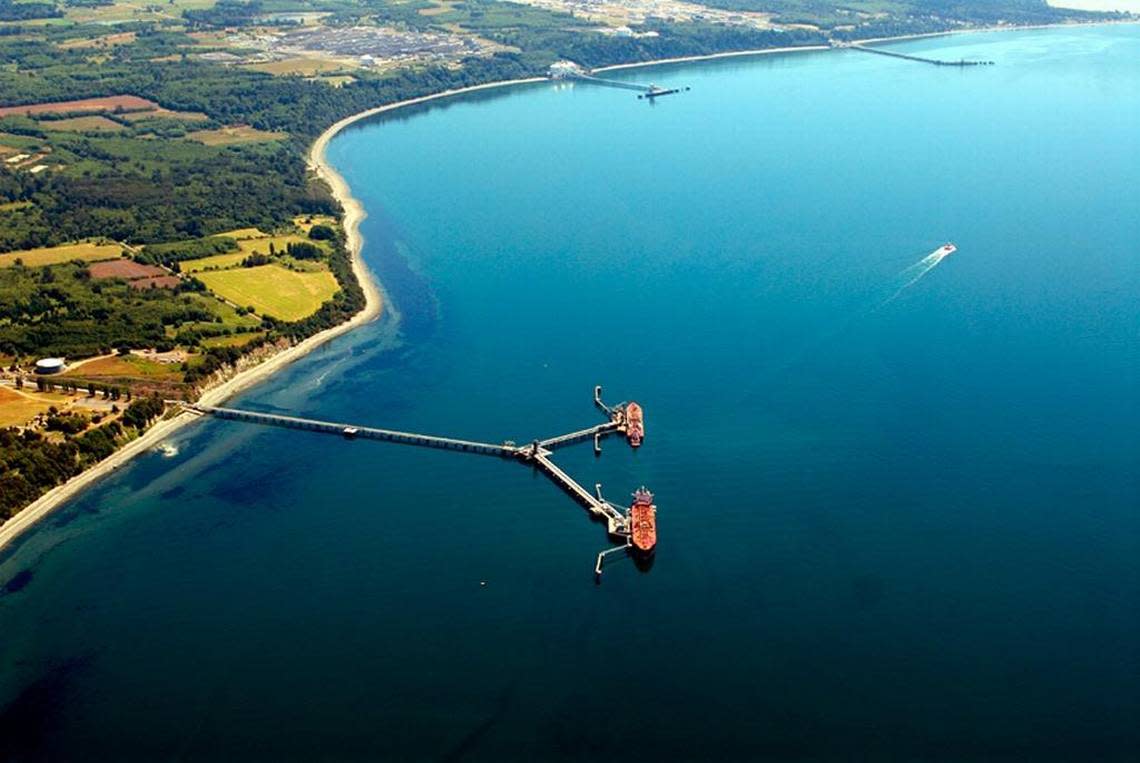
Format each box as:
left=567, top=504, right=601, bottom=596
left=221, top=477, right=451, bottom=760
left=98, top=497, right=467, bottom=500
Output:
left=625, top=402, right=644, bottom=447
left=630, top=487, right=657, bottom=554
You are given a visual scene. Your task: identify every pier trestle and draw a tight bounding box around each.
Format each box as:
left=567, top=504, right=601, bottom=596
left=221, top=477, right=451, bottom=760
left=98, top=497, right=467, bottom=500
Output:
left=186, top=388, right=645, bottom=575
left=844, top=42, right=994, bottom=66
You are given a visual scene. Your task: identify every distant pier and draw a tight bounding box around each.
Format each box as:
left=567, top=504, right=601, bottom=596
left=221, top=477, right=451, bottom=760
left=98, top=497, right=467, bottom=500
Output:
left=569, top=72, right=689, bottom=99
left=550, top=61, right=688, bottom=99
left=190, top=405, right=514, bottom=456
left=185, top=386, right=646, bottom=576
left=839, top=41, right=994, bottom=67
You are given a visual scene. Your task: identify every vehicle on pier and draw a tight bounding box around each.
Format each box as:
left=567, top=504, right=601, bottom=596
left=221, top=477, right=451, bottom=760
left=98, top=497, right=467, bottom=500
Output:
left=629, top=488, right=657, bottom=554
left=625, top=402, right=644, bottom=447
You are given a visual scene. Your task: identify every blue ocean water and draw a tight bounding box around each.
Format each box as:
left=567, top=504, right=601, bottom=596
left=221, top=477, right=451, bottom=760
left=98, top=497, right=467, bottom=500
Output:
left=1, top=25, right=1137, bottom=760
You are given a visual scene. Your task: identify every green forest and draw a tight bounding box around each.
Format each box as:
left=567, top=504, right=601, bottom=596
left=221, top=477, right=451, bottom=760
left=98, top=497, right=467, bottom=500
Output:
left=0, top=395, right=165, bottom=519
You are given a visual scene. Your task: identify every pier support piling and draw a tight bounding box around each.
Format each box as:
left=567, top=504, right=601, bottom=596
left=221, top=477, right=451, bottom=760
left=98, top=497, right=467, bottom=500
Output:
left=186, top=386, right=645, bottom=575
left=595, top=542, right=631, bottom=577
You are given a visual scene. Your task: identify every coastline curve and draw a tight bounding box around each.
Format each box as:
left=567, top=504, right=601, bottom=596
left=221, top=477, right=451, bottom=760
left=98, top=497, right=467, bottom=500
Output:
left=0, top=21, right=1126, bottom=554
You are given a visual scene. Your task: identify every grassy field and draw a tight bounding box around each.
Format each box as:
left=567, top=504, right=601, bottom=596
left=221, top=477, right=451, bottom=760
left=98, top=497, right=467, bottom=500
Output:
left=63, top=0, right=216, bottom=24
left=0, top=242, right=122, bottom=269
left=201, top=331, right=266, bottom=348
left=0, top=386, right=55, bottom=428
left=0, top=95, right=158, bottom=118
left=198, top=294, right=260, bottom=325
left=183, top=252, right=247, bottom=273
left=63, top=355, right=181, bottom=381
left=293, top=215, right=337, bottom=234
left=277, top=257, right=326, bottom=273
left=183, top=294, right=262, bottom=329
left=57, top=31, right=138, bottom=50
left=186, top=126, right=287, bottom=146
left=236, top=234, right=312, bottom=256
left=214, top=227, right=267, bottom=240
left=182, top=233, right=318, bottom=271
left=0, top=133, right=41, bottom=151
left=120, top=109, right=209, bottom=123
left=196, top=265, right=339, bottom=321
left=41, top=116, right=125, bottom=133
left=420, top=1, right=461, bottom=15
left=247, top=57, right=351, bottom=76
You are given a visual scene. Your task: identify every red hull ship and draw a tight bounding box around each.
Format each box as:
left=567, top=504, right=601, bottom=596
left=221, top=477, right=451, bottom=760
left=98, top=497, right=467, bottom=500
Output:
left=630, top=487, right=657, bottom=555
left=625, top=402, right=644, bottom=448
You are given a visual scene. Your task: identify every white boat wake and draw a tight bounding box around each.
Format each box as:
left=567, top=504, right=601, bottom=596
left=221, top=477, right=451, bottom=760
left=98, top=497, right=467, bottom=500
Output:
left=881, top=243, right=957, bottom=305
left=747, top=242, right=961, bottom=386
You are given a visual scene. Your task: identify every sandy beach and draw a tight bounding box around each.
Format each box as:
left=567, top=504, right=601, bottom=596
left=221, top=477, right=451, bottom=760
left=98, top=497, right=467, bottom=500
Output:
left=1, top=19, right=1126, bottom=554
left=0, top=77, right=559, bottom=554
left=593, top=45, right=830, bottom=73
left=0, top=112, right=393, bottom=554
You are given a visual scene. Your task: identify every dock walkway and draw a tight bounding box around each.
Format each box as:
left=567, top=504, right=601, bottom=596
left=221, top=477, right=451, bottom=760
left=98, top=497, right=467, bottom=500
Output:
left=538, top=421, right=619, bottom=451
left=185, top=388, right=640, bottom=573
left=564, top=71, right=687, bottom=99
left=188, top=405, right=516, bottom=457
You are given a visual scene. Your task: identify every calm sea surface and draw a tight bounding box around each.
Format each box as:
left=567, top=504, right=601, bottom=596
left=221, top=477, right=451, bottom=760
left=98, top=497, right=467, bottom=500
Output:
left=1, top=25, right=1137, bottom=760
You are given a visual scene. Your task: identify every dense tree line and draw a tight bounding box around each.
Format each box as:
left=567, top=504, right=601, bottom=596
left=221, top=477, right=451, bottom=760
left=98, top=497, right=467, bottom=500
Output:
left=0, top=0, right=62, bottom=21
left=0, top=262, right=217, bottom=357
left=136, top=236, right=239, bottom=266
left=0, top=141, right=336, bottom=251
left=696, top=0, right=1105, bottom=29
left=0, top=394, right=165, bottom=518
left=181, top=342, right=256, bottom=384
left=285, top=241, right=322, bottom=260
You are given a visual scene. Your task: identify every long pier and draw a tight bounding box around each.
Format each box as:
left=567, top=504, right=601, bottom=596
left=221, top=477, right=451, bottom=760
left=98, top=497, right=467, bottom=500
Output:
left=527, top=450, right=628, bottom=536
left=188, top=405, right=515, bottom=457
left=569, top=72, right=654, bottom=93
left=848, top=43, right=994, bottom=66
left=538, top=421, right=620, bottom=451
left=553, top=64, right=688, bottom=99
left=185, top=387, right=644, bottom=576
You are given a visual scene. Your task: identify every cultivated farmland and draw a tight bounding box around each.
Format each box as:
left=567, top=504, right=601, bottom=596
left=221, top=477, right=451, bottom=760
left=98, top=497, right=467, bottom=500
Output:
left=196, top=265, right=339, bottom=321
left=187, top=126, right=287, bottom=146
left=182, top=253, right=247, bottom=273
left=0, top=95, right=159, bottom=118
left=0, top=242, right=122, bottom=269
left=41, top=116, right=125, bottom=133
left=89, top=260, right=166, bottom=280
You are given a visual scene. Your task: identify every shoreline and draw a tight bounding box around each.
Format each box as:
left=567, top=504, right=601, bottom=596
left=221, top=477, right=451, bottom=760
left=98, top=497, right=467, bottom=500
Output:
left=592, top=18, right=1135, bottom=75
left=0, top=78, right=549, bottom=555
left=0, top=112, right=397, bottom=555
left=593, top=45, right=831, bottom=73
left=0, top=19, right=1125, bottom=554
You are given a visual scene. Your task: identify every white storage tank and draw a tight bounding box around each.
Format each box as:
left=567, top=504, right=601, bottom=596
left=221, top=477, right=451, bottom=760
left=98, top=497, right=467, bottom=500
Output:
left=34, top=357, right=66, bottom=375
